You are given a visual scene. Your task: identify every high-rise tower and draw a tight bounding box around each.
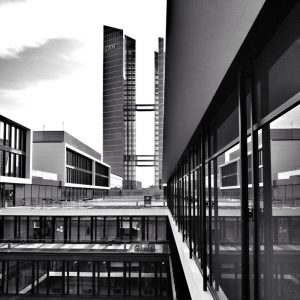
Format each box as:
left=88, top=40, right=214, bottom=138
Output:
left=103, top=26, right=136, bottom=189
left=154, top=38, right=165, bottom=188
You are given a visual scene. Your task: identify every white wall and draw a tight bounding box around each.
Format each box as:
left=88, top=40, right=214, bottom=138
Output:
left=32, top=142, right=65, bottom=182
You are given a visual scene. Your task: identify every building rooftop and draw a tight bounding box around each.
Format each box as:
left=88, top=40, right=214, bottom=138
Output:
left=33, top=131, right=102, bottom=161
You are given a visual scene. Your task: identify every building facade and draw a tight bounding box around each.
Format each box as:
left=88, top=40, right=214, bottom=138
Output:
left=164, top=1, right=300, bottom=300
left=0, top=115, right=32, bottom=208
left=0, top=209, right=176, bottom=299
left=154, top=38, right=165, bottom=189
left=32, top=131, right=110, bottom=200
left=103, top=26, right=137, bottom=189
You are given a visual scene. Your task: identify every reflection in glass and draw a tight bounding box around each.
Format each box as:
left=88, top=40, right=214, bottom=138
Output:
left=259, top=104, right=300, bottom=300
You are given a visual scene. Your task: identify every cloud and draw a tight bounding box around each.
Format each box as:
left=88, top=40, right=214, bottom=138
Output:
left=0, top=90, right=21, bottom=106
left=0, top=0, right=26, bottom=5
left=0, top=38, right=83, bottom=90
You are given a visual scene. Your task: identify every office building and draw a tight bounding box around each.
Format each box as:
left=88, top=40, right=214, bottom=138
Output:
left=1, top=120, right=110, bottom=208
left=103, top=25, right=137, bottom=189
left=154, top=38, right=165, bottom=189
left=164, top=1, right=300, bottom=300
left=0, top=115, right=32, bottom=207
left=32, top=131, right=110, bottom=201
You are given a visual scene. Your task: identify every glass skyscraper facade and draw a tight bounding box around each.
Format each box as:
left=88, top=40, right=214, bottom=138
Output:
left=103, top=26, right=137, bottom=189
left=154, top=38, right=165, bottom=189
left=123, top=36, right=136, bottom=189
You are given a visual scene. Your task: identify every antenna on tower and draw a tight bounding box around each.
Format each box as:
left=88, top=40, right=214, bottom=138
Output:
left=62, top=121, right=64, bottom=131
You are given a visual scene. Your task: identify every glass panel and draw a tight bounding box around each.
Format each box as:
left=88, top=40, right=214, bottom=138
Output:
left=15, top=184, right=25, bottom=206
left=68, top=261, right=78, bottom=295
left=0, top=261, right=3, bottom=294
left=121, top=217, right=130, bottom=241
left=141, top=262, right=155, bottom=297
left=110, top=262, right=123, bottom=296
left=98, top=261, right=108, bottom=296
left=0, top=121, right=4, bottom=145
left=105, top=217, right=117, bottom=240
left=15, top=155, right=20, bottom=179
left=17, top=217, right=27, bottom=241
left=7, top=261, right=17, bottom=294
left=55, top=217, right=64, bottom=242
left=5, top=124, right=10, bottom=146
left=16, top=128, right=20, bottom=150
left=213, top=143, right=242, bottom=300
left=0, top=150, right=3, bottom=176
left=18, top=261, right=32, bottom=294
left=43, top=217, right=53, bottom=242
left=79, top=261, right=92, bottom=295
left=37, top=261, right=47, bottom=294
left=95, top=217, right=105, bottom=241
left=11, top=126, right=15, bottom=149
left=79, top=217, right=91, bottom=242
left=205, top=163, right=210, bottom=281
left=148, top=217, right=156, bottom=241
left=160, top=261, right=169, bottom=297
left=4, top=152, right=9, bottom=176
left=70, top=217, right=78, bottom=242
left=28, top=217, right=40, bottom=241
left=48, top=261, right=63, bottom=295
left=3, top=216, right=14, bottom=240
left=10, top=153, right=14, bottom=177
left=157, top=217, right=166, bottom=241
left=130, top=262, right=139, bottom=296
left=259, top=104, right=300, bottom=300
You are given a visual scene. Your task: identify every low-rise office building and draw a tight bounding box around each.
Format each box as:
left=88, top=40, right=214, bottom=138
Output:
left=1, top=117, right=111, bottom=207
left=0, top=115, right=32, bottom=208
left=32, top=131, right=110, bottom=201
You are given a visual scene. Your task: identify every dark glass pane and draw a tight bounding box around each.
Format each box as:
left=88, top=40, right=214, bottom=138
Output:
left=259, top=104, right=300, bottom=300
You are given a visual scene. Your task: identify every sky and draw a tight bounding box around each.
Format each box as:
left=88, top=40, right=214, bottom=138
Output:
left=0, top=0, right=166, bottom=187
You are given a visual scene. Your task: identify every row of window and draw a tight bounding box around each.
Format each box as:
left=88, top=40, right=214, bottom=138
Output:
left=66, top=148, right=92, bottom=171
left=0, top=150, right=25, bottom=178
left=95, top=162, right=109, bottom=177
left=66, top=167, right=92, bottom=185
left=0, top=216, right=168, bottom=243
left=95, top=175, right=109, bottom=187
left=0, top=120, right=26, bottom=151
left=0, top=260, right=171, bottom=298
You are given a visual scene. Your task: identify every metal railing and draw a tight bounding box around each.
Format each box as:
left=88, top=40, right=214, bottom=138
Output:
left=2, top=197, right=167, bottom=209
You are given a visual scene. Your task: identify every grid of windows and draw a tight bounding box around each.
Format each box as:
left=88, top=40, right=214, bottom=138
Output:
left=154, top=38, right=165, bottom=189
left=0, top=117, right=26, bottom=178
left=66, top=149, right=92, bottom=185
left=103, top=26, right=137, bottom=188
left=103, top=26, right=125, bottom=179
left=0, top=259, right=171, bottom=298
left=123, top=36, right=137, bottom=189
left=95, top=162, right=109, bottom=187
left=0, top=216, right=168, bottom=243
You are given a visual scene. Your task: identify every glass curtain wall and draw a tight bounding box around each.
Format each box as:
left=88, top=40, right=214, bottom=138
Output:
left=0, top=259, right=172, bottom=298
left=166, top=3, right=300, bottom=300
left=0, top=216, right=168, bottom=243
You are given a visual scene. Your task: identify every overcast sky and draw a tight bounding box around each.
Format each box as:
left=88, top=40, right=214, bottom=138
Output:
left=0, top=0, right=166, bottom=187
